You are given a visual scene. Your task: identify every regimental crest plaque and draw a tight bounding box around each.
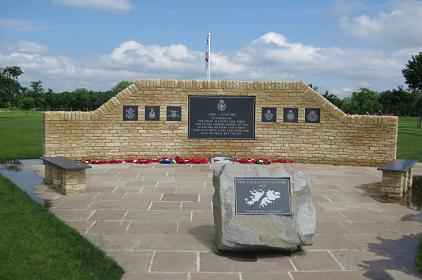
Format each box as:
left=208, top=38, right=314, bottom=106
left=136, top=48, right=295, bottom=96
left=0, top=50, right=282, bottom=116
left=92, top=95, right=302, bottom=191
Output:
left=305, top=108, right=320, bottom=123
left=123, top=105, right=138, bottom=121
left=188, top=96, right=255, bottom=139
left=283, top=108, right=298, bottom=123
left=167, top=106, right=182, bottom=121
left=145, top=106, right=160, bottom=121
left=261, top=107, right=277, bottom=122
left=235, top=177, right=291, bottom=215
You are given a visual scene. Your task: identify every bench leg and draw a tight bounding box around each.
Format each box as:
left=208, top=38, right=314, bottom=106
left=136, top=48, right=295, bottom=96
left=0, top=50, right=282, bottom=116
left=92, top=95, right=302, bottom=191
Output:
left=52, top=167, right=63, bottom=187
left=61, top=170, right=87, bottom=195
left=408, top=169, right=413, bottom=189
left=44, top=163, right=54, bottom=184
left=381, top=171, right=404, bottom=198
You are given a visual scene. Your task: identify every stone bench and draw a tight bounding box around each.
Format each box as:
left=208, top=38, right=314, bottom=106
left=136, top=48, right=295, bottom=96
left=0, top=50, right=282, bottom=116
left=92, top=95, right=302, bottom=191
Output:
left=41, top=156, right=91, bottom=195
left=377, top=159, right=416, bottom=198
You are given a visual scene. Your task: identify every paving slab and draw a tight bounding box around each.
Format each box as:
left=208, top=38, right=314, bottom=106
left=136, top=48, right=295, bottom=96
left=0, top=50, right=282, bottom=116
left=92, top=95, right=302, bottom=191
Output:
left=126, top=221, right=177, bottom=234
left=151, top=252, right=197, bottom=272
left=290, top=250, right=342, bottom=271
left=190, top=272, right=240, bottom=280
left=27, top=162, right=422, bottom=279
left=200, top=252, right=293, bottom=272
left=241, top=272, right=291, bottom=280
left=88, top=220, right=130, bottom=234
left=106, top=250, right=153, bottom=273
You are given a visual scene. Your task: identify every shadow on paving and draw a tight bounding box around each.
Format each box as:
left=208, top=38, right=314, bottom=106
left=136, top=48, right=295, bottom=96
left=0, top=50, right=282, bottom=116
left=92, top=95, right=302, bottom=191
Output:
left=190, top=224, right=293, bottom=259
left=362, top=212, right=422, bottom=279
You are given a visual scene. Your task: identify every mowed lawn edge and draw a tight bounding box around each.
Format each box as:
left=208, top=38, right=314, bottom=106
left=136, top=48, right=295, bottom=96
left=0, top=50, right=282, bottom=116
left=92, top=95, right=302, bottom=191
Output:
left=0, top=110, right=43, bottom=160
left=397, top=116, right=422, bottom=162
left=0, top=175, right=124, bottom=280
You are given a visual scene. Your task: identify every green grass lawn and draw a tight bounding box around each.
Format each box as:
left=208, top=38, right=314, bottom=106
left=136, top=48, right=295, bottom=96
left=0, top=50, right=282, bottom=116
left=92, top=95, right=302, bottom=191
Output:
left=0, top=175, right=124, bottom=280
left=0, top=110, right=42, bottom=160
left=397, top=116, right=422, bottom=162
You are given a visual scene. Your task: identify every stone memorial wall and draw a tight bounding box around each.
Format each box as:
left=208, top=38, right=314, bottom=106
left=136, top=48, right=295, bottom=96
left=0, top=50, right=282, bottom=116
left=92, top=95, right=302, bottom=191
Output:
left=43, top=80, right=398, bottom=166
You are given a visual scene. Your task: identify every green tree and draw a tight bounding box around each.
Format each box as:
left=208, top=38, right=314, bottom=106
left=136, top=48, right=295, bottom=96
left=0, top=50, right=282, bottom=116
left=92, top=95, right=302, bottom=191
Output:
left=322, top=90, right=342, bottom=108
left=73, top=88, right=90, bottom=111
left=112, top=80, right=132, bottom=94
left=378, top=87, right=413, bottom=116
left=19, top=96, right=33, bottom=116
left=341, top=97, right=352, bottom=114
left=403, top=52, right=422, bottom=91
left=0, top=66, right=23, bottom=108
left=350, top=88, right=380, bottom=114
left=29, top=80, right=44, bottom=109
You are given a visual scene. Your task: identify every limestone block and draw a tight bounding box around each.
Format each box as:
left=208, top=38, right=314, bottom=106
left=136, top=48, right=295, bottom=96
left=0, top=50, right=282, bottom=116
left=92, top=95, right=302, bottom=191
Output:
left=213, top=164, right=315, bottom=251
left=52, top=167, right=63, bottom=186
left=62, top=169, right=86, bottom=195
left=44, top=164, right=53, bottom=184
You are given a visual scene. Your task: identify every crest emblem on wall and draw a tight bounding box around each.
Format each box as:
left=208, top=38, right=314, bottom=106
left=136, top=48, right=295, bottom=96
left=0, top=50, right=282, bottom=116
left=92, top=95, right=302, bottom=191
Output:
left=217, top=99, right=227, bottom=111
left=283, top=108, right=298, bottom=123
left=123, top=106, right=138, bottom=121
left=166, top=106, right=182, bottom=121
left=305, top=108, right=320, bottom=123
left=261, top=107, right=277, bottom=122
left=145, top=106, right=160, bottom=121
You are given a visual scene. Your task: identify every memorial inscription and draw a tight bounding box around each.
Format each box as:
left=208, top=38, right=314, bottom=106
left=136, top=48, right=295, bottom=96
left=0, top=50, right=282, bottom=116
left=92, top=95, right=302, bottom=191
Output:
left=188, top=96, right=255, bottom=139
left=235, top=177, right=291, bottom=215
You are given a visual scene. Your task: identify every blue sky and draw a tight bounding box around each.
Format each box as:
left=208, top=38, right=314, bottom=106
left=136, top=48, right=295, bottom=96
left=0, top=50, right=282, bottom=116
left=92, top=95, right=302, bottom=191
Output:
left=1, top=0, right=421, bottom=96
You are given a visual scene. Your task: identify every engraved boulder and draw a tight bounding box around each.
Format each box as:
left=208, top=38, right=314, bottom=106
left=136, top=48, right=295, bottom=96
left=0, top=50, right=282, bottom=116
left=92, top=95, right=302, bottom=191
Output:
left=212, top=164, right=316, bottom=251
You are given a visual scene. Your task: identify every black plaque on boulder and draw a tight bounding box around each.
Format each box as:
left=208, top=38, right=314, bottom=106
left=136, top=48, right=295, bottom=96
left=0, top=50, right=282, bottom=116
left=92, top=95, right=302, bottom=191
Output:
left=145, top=106, right=160, bottom=121
left=305, top=108, right=320, bottom=123
left=188, top=96, right=255, bottom=139
left=262, top=107, right=277, bottom=122
left=123, top=105, right=138, bottom=121
left=283, top=108, right=298, bottom=123
left=235, top=177, right=291, bottom=215
left=166, top=106, right=182, bottom=121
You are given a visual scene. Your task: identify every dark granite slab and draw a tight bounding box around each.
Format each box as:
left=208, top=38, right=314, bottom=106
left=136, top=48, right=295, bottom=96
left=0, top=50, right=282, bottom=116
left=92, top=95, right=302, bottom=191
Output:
left=41, top=156, right=91, bottom=170
left=377, top=159, right=417, bottom=172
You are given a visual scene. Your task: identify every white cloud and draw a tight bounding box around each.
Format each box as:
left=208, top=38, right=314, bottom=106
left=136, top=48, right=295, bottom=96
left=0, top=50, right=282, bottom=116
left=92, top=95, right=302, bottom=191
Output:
left=53, top=0, right=132, bottom=12
left=0, top=33, right=417, bottom=96
left=339, top=0, right=422, bottom=47
left=0, top=18, right=48, bottom=32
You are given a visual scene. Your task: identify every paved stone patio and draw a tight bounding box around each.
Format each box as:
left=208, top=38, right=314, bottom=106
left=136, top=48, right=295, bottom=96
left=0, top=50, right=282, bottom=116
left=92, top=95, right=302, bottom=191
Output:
left=31, top=162, right=422, bottom=280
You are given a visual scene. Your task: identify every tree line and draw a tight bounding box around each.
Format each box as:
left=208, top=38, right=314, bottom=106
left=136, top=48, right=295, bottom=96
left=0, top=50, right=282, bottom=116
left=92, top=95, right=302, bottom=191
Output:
left=0, top=67, right=131, bottom=111
left=321, top=87, right=422, bottom=116
left=1, top=52, right=422, bottom=117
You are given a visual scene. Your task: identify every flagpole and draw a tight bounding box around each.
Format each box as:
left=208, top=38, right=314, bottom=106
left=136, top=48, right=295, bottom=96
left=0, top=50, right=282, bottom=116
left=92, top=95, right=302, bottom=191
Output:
left=207, top=32, right=211, bottom=81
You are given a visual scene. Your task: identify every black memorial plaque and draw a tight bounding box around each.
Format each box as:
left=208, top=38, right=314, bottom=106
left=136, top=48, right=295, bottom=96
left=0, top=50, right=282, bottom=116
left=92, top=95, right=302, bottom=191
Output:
left=145, top=106, right=160, bottom=121
left=235, top=177, right=291, bottom=215
left=166, top=106, right=182, bottom=121
left=262, top=107, right=277, bottom=122
left=283, top=108, right=298, bottom=123
left=305, top=108, right=320, bottom=123
left=123, top=105, right=138, bottom=121
left=188, top=96, right=255, bottom=139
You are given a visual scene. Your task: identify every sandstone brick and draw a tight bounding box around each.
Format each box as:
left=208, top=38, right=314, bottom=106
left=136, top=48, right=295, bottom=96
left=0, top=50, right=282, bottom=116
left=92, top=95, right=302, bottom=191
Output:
left=43, top=80, right=397, bottom=167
